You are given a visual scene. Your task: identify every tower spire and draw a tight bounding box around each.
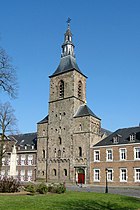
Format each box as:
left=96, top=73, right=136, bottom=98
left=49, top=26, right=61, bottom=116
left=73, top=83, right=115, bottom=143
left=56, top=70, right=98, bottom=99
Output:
left=61, top=18, right=75, bottom=58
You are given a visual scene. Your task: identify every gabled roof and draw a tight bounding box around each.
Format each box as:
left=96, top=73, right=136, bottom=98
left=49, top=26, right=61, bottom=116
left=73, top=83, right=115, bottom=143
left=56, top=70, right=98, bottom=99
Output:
left=49, top=55, right=87, bottom=78
left=37, top=115, right=48, bottom=124
left=74, top=104, right=101, bottom=120
left=101, top=128, right=112, bottom=136
left=94, top=126, right=140, bottom=147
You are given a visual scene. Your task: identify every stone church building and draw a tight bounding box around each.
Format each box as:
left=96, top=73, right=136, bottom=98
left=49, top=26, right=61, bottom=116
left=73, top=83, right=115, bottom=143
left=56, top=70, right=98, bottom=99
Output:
left=36, top=21, right=109, bottom=184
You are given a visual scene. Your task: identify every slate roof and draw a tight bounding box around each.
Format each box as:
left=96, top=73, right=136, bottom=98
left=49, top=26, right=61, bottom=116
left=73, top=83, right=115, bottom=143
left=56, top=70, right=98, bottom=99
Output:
left=37, top=115, right=48, bottom=124
left=10, top=132, right=37, bottom=150
left=74, top=104, right=101, bottom=120
left=49, top=55, right=87, bottom=78
left=101, top=128, right=112, bottom=137
left=94, top=126, right=140, bottom=147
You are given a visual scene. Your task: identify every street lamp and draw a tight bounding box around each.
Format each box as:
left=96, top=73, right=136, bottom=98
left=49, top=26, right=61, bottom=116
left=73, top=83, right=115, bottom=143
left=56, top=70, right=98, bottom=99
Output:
left=105, top=168, right=108, bottom=193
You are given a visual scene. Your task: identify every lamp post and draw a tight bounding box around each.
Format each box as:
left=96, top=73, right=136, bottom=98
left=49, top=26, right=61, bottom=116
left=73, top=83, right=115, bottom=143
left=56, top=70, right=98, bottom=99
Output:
left=105, top=168, right=108, bottom=193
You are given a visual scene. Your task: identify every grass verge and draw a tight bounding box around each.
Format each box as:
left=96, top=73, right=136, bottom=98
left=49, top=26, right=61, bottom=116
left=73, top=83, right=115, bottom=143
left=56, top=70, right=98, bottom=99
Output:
left=0, top=191, right=140, bottom=210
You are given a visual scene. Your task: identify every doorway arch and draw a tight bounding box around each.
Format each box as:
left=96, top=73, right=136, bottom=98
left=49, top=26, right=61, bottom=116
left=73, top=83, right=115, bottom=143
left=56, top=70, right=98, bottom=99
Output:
left=77, top=168, right=85, bottom=184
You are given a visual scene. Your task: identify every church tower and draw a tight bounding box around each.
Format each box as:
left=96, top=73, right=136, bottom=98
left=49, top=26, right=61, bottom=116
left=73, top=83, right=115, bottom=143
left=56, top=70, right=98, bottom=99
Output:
left=37, top=19, right=101, bottom=184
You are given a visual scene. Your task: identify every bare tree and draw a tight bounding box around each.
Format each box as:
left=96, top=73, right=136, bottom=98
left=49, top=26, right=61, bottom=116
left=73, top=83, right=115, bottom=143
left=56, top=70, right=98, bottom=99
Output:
left=0, top=47, right=18, bottom=98
left=0, top=102, right=17, bottom=171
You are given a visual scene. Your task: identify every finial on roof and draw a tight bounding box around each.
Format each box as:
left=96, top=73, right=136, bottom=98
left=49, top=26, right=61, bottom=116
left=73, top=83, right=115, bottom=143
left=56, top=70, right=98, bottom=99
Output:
left=66, top=17, right=71, bottom=28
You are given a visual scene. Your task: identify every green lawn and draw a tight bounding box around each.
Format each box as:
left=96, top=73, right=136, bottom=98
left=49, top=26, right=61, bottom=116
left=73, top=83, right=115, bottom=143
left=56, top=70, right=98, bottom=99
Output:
left=0, top=191, right=140, bottom=210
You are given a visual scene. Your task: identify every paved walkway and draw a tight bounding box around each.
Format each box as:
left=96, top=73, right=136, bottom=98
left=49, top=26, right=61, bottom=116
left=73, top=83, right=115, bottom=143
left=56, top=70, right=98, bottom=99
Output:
left=66, top=185, right=140, bottom=198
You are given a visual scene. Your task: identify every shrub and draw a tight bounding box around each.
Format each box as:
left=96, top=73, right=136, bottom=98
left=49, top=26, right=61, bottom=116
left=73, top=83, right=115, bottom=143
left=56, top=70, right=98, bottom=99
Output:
left=0, top=177, right=20, bottom=193
left=48, top=183, right=66, bottom=194
left=25, top=182, right=66, bottom=194
left=36, top=183, right=48, bottom=194
left=24, top=183, right=36, bottom=193
left=56, top=183, right=66, bottom=194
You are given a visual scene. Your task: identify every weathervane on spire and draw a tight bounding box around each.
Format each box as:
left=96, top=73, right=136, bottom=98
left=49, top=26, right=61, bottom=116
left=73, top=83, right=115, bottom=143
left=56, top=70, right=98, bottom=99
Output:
left=67, top=17, right=71, bottom=28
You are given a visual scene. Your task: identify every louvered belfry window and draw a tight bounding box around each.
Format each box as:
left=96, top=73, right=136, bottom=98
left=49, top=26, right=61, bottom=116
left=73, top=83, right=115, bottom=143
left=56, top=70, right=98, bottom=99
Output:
left=59, top=80, right=64, bottom=98
left=78, top=81, right=82, bottom=99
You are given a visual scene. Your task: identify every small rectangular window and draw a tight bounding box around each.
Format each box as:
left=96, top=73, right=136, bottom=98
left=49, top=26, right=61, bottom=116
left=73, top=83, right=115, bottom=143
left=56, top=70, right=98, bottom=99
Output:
left=106, top=149, right=113, bottom=161
left=94, top=150, right=100, bottom=162
left=134, top=168, right=140, bottom=182
left=120, top=148, right=127, bottom=160
left=107, top=169, right=113, bottom=181
left=134, top=148, right=140, bottom=160
left=28, top=155, right=33, bottom=165
left=120, top=168, right=127, bottom=182
left=94, top=169, right=100, bottom=182
left=2, top=157, right=5, bottom=166
left=130, top=133, right=136, bottom=142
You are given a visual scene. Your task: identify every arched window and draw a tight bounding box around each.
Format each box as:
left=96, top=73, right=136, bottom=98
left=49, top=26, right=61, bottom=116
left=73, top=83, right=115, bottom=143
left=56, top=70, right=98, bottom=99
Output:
left=53, top=169, right=57, bottom=176
left=79, top=147, right=82, bottom=157
left=78, top=81, right=82, bottom=99
left=59, top=137, right=62, bottom=145
left=43, top=129, right=45, bottom=136
left=42, top=149, right=45, bottom=159
left=59, top=80, right=64, bottom=98
left=64, top=169, right=67, bottom=176
left=58, top=150, right=61, bottom=157
left=79, top=124, right=82, bottom=131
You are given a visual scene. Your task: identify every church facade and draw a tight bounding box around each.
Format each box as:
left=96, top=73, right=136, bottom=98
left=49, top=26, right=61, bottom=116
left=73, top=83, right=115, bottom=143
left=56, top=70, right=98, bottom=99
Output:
left=36, top=21, right=108, bottom=184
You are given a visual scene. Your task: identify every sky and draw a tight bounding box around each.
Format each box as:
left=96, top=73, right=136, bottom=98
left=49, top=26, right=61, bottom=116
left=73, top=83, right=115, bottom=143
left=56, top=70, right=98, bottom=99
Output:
left=0, top=0, right=140, bottom=133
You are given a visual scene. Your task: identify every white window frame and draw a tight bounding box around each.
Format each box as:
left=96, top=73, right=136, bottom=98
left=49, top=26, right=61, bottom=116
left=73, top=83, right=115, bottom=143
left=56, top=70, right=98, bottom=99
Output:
left=0, top=170, right=5, bottom=178
left=106, top=149, right=113, bottom=161
left=7, top=157, right=10, bottom=166
left=113, top=136, right=118, bottom=144
left=134, top=168, right=140, bottom=182
left=120, top=168, right=127, bottom=182
left=27, top=170, right=32, bottom=181
left=130, top=133, right=136, bottom=142
left=119, top=148, right=127, bottom=161
left=94, top=169, right=100, bottom=182
left=2, top=157, right=5, bottom=166
left=134, top=147, right=140, bottom=160
left=21, top=155, right=26, bottom=166
left=94, top=150, right=100, bottom=162
left=20, top=170, right=25, bottom=182
left=27, top=155, right=33, bottom=166
left=16, top=155, right=19, bottom=166
left=107, top=169, right=113, bottom=182
left=7, top=170, right=10, bottom=178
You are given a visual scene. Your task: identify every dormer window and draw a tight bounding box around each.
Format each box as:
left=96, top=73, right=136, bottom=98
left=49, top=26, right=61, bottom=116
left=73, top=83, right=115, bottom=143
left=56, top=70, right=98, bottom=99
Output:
left=130, top=133, right=136, bottom=142
left=25, top=145, right=27, bottom=150
left=113, top=134, right=121, bottom=144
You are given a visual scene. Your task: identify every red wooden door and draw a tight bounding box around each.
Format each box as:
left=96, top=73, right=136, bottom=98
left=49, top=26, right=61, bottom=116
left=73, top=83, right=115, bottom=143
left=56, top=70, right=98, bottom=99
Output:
left=78, top=173, right=85, bottom=184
